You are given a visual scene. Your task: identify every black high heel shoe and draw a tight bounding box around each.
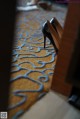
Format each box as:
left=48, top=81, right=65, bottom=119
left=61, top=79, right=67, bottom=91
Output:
left=42, top=17, right=63, bottom=47
left=50, top=17, right=63, bottom=39
left=42, top=20, right=60, bottom=53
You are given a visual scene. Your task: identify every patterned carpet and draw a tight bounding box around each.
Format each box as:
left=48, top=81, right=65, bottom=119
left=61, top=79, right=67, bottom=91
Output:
left=9, top=5, right=67, bottom=119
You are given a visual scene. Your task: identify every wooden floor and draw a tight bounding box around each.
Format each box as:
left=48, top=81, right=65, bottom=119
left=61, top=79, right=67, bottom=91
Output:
left=19, top=91, right=80, bottom=119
